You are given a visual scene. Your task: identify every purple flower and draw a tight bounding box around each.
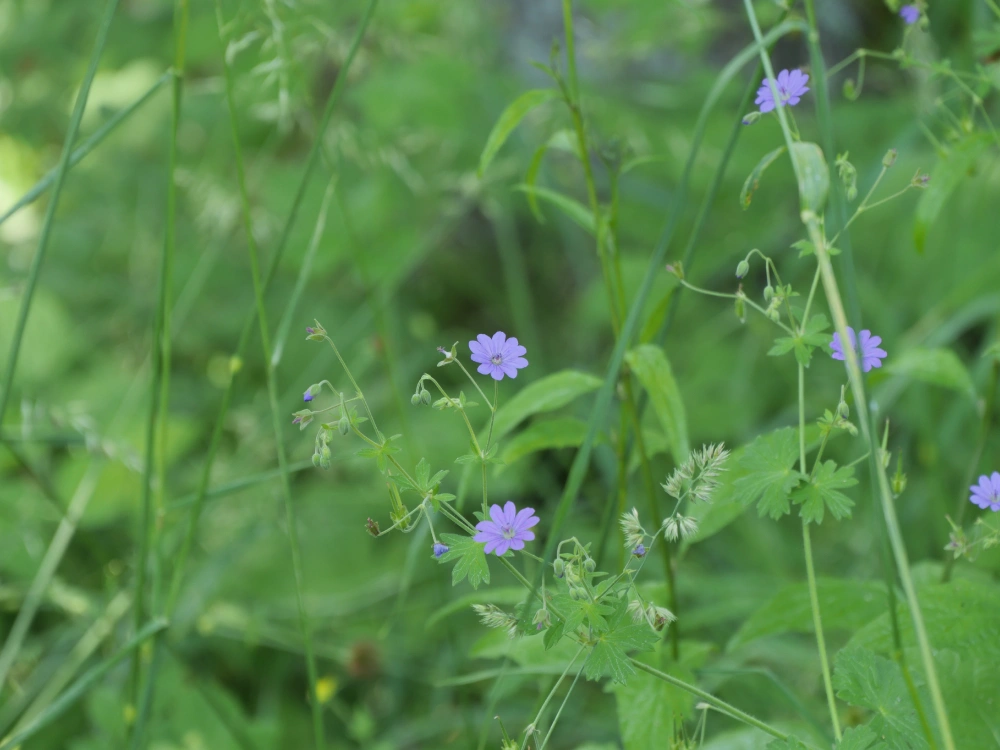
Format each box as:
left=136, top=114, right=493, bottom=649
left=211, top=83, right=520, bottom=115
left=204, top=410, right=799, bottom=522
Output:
left=469, top=332, right=528, bottom=381
left=900, top=4, right=920, bottom=24
left=433, top=542, right=450, bottom=558
left=474, top=501, right=539, bottom=556
left=830, top=327, right=887, bottom=372
left=633, top=544, right=646, bottom=558
left=970, top=472, right=1000, bottom=511
left=755, top=69, right=810, bottom=113
left=303, top=389, right=313, bottom=402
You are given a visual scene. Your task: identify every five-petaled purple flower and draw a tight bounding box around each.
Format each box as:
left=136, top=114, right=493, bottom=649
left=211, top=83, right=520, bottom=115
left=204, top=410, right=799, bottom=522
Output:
left=970, top=472, right=1000, bottom=511
left=755, top=69, right=810, bottom=113
left=474, top=501, right=539, bottom=556
left=830, top=327, right=887, bottom=372
left=469, top=332, right=528, bottom=381
left=433, top=542, right=450, bottom=558
left=900, top=4, right=920, bottom=24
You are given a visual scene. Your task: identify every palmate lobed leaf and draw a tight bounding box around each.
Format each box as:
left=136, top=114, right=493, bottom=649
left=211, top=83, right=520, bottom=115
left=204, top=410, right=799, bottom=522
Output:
left=733, top=427, right=804, bottom=519
left=438, top=533, right=490, bottom=590
left=792, top=460, right=857, bottom=524
left=582, top=600, right=658, bottom=685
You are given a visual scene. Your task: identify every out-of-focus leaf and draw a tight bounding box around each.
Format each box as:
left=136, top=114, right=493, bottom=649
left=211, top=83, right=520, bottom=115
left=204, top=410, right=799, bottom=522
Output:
left=513, top=184, right=594, bottom=232
left=914, top=133, right=990, bottom=252
left=438, top=533, right=490, bottom=590
left=492, top=370, right=601, bottom=441
left=732, top=427, right=804, bottom=520
left=478, top=88, right=560, bottom=177
left=625, top=344, right=689, bottom=462
left=501, top=417, right=590, bottom=465
left=886, top=347, right=976, bottom=399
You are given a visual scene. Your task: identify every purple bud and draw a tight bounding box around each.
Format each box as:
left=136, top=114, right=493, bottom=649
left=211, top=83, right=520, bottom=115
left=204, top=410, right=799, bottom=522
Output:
left=303, top=390, right=313, bottom=402
left=433, top=543, right=449, bottom=558
left=306, top=327, right=315, bottom=334
left=536, top=622, right=543, bottom=630
left=292, top=416, right=302, bottom=424
left=633, top=544, right=646, bottom=557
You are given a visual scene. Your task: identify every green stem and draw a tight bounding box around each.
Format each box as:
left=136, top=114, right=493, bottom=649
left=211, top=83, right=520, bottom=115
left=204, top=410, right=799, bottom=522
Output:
left=519, top=645, right=586, bottom=750
left=214, top=2, right=323, bottom=745
left=743, top=3, right=956, bottom=747
left=802, top=520, right=841, bottom=741
left=538, top=658, right=586, bottom=750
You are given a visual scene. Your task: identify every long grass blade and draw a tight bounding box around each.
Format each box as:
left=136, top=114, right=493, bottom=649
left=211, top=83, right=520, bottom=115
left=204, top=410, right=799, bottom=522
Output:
left=0, top=0, right=121, bottom=428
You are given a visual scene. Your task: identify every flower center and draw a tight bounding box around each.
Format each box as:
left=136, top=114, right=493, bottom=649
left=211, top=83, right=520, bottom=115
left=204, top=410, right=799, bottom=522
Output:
left=778, top=85, right=790, bottom=101
left=491, top=354, right=503, bottom=365
left=501, top=524, right=515, bottom=539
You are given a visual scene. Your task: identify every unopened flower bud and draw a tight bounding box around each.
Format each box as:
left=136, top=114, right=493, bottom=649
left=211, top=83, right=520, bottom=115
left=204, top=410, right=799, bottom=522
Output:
left=763, top=285, right=774, bottom=302
left=583, top=558, right=596, bottom=572
left=411, top=393, right=421, bottom=406
left=736, top=260, right=750, bottom=278
left=665, top=261, right=684, bottom=280
left=338, top=416, right=350, bottom=436
left=568, top=587, right=584, bottom=601
left=312, top=453, right=322, bottom=468
left=882, top=148, right=898, bottom=168
left=420, top=389, right=431, bottom=405
left=837, top=400, right=850, bottom=420
left=741, top=111, right=761, bottom=126
left=735, top=291, right=746, bottom=324
left=553, top=559, right=565, bottom=578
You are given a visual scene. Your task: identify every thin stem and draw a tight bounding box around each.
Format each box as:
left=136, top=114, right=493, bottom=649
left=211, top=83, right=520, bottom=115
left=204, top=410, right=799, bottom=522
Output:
left=0, top=0, right=121, bottom=426
left=744, top=3, right=956, bottom=747
left=520, top=645, right=586, bottom=750
left=680, top=280, right=796, bottom=335
left=538, top=658, right=586, bottom=750
left=214, top=1, right=323, bottom=745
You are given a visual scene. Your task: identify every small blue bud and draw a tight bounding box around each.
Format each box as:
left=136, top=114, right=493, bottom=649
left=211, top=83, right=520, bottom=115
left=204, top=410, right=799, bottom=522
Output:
left=433, top=543, right=449, bottom=558
left=303, top=389, right=314, bottom=402
left=633, top=544, right=646, bottom=557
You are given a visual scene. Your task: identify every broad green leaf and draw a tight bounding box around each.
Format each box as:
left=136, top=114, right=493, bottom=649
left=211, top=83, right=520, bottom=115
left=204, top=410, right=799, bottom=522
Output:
left=914, top=133, right=990, bottom=252
left=791, top=141, right=830, bottom=213
left=791, top=460, right=856, bottom=524
left=583, top=602, right=658, bottom=685
left=478, top=88, right=560, bottom=177
left=501, top=417, right=589, bottom=465
left=492, top=370, right=601, bottom=441
left=836, top=726, right=877, bottom=750
left=625, top=344, right=689, bottom=462
left=935, top=648, right=1000, bottom=749
left=833, top=647, right=929, bottom=750
left=886, top=347, right=976, bottom=400
left=514, top=184, right=594, bottom=232
left=740, top=145, right=786, bottom=209
left=767, top=315, right=829, bottom=367
left=438, top=533, right=490, bottom=590
left=733, top=427, right=804, bottom=519
left=729, top=578, right=887, bottom=650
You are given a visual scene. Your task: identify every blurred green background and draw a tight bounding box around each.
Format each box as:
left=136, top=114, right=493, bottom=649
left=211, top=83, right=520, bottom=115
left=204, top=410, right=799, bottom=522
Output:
left=2, top=0, right=999, bottom=748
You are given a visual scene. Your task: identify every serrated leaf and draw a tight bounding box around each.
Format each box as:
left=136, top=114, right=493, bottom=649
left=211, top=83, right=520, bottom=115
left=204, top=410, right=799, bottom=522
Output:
left=438, top=533, right=490, bottom=590
left=543, top=618, right=565, bottom=650
left=415, top=457, right=430, bottom=487
left=478, top=88, right=560, bottom=177
left=791, top=141, right=830, bottom=213
left=513, top=184, right=594, bottom=232
left=733, top=427, right=804, bottom=519
left=625, top=345, right=689, bottom=463
left=914, top=133, right=990, bottom=252
left=501, top=417, right=589, bottom=465
left=768, top=337, right=796, bottom=357
left=833, top=648, right=929, bottom=750
left=740, top=145, right=786, bottom=209
left=792, top=460, right=856, bottom=524
left=836, top=726, right=877, bottom=750
left=582, top=602, right=658, bottom=685
left=492, top=370, right=601, bottom=441
left=729, top=578, right=887, bottom=650
left=886, top=347, right=976, bottom=400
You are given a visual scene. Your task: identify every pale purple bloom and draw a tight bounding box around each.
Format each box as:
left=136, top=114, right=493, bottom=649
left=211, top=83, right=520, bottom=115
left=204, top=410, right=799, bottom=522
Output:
left=970, top=472, right=1000, bottom=511
left=830, top=327, right=887, bottom=372
left=303, top=389, right=313, bottom=403
left=474, top=501, right=539, bottom=556
left=433, top=542, right=449, bottom=558
left=900, top=4, right=920, bottom=24
left=469, top=332, right=528, bottom=381
left=755, top=69, right=810, bottom=113
left=633, top=544, right=646, bottom=558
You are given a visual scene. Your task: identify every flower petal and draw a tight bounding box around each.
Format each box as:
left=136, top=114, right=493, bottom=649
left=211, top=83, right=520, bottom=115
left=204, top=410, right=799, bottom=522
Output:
left=477, top=333, right=494, bottom=353
left=477, top=363, right=493, bottom=376
left=490, top=366, right=506, bottom=381
left=483, top=537, right=501, bottom=554
left=503, top=501, right=517, bottom=524
left=514, top=507, right=536, bottom=526
left=489, top=504, right=505, bottom=525
left=500, top=364, right=518, bottom=379
left=471, top=352, right=491, bottom=364
left=991, top=472, right=1000, bottom=494
left=493, top=539, right=511, bottom=556
left=509, top=538, right=525, bottom=551
left=516, top=530, right=535, bottom=542
left=470, top=339, right=487, bottom=357
left=777, top=69, right=790, bottom=88
left=491, top=331, right=507, bottom=350
left=507, top=356, right=529, bottom=369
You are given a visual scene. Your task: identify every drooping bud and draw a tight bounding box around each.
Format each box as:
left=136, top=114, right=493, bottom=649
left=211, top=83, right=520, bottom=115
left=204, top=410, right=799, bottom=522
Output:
left=420, top=389, right=431, bottom=405
left=411, top=393, right=421, bottom=406
left=583, top=558, right=596, bottom=573
left=338, top=416, right=350, bottom=436
left=741, top=111, right=761, bottom=126
left=882, top=148, right=898, bottom=168
left=553, top=559, right=565, bottom=578
left=736, top=260, right=750, bottom=278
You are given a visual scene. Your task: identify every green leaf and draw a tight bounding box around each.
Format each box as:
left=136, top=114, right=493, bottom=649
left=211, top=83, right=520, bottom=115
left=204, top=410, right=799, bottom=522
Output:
left=478, top=88, right=560, bottom=177
left=729, top=578, right=887, bottom=650
left=765, top=739, right=810, bottom=750
left=740, top=145, right=786, bottom=209
left=438, top=533, right=490, bottom=590
left=886, top=347, right=976, bottom=400
left=792, top=460, right=856, bottom=524
left=583, top=603, right=658, bottom=685
left=790, top=141, right=830, bottom=213
left=625, top=345, right=689, bottom=463
left=836, top=726, right=877, bottom=750
left=492, top=370, right=601, bottom=441
left=501, top=417, right=590, bottom=465
left=914, top=133, right=990, bottom=253
left=523, top=130, right=584, bottom=222
left=833, top=647, right=930, bottom=750
left=733, top=427, right=804, bottom=519
left=513, top=184, right=594, bottom=232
